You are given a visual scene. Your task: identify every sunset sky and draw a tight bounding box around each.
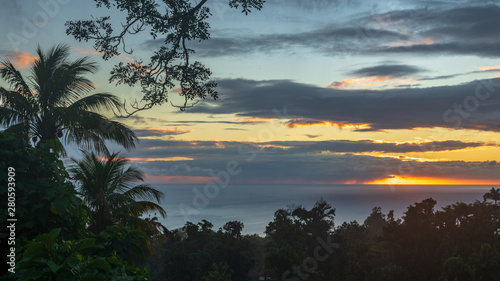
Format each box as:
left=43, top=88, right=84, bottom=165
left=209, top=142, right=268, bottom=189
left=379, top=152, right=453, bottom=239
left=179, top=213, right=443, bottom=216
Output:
left=1, top=0, right=500, bottom=185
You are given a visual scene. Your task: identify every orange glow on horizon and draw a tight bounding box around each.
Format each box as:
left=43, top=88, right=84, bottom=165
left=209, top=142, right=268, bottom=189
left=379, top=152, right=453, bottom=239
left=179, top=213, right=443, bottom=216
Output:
left=140, top=174, right=498, bottom=185
left=286, top=120, right=372, bottom=130
left=367, top=175, right=499, bottom=185
left=128, top=157, right=194, bottom=162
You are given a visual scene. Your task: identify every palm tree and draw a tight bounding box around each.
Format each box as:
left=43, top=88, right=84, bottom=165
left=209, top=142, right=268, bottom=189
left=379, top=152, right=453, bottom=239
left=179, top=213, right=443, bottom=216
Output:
left=0, top=44, right=137, bottom=156
left=483, top=187, right=500, bottom=205
left=69, top=150, right=167, bottom=235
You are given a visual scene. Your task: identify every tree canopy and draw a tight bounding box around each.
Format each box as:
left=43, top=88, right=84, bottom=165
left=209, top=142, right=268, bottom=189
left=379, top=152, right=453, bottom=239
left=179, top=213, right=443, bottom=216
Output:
left=69, top=150, right=167, bottom=235
left=0, top=44, right=138, bottom=155
left=65, top=0, right=266, bottom=116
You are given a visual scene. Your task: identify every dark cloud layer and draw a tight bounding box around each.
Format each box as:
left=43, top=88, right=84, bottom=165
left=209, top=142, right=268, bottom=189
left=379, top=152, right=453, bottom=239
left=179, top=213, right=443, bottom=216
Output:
left=373, top=5, right=500, bottom=57
left=129, top=139, right=500, bottom=184
left=350, top=64, right=424, bottom=77
left=142, top=26, right=407, bottom=57
left=186, top=78, right=500, bottom=132
left=132, top=139, right=493, bottom=156
left=144, top=4, right=500, bottom=58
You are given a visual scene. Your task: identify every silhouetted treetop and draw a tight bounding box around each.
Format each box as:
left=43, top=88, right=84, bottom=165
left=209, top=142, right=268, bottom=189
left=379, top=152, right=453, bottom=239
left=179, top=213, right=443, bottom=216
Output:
left=65, top=0, right=265, bottom=116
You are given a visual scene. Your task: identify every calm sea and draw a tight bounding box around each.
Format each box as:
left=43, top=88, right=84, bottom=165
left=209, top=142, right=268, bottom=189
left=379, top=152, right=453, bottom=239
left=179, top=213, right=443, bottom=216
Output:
left=151, top=184, right=495, bottom=235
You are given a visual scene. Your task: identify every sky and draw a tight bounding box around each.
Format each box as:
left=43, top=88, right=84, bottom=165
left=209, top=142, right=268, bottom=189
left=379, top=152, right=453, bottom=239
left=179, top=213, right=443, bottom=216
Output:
left=1, top=0, right=500, bottom=185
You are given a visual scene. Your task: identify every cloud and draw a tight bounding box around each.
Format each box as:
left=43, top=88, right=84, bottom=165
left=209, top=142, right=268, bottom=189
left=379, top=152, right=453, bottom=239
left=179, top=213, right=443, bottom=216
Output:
left=350, top=64, right=424, bottom=77
left=142, top=4, right=500, bottom=59
left=186, top=78, right=500, bottom=132
left=268, top=0, right=360, bottom=10
left=128, top=139, right=500, bottom=184
left=328, top=64, right=423, bottom=88
left=134, top=127, right=193, bottom=138
left=479, top=65, right=500, bottom=71
left=142, top=25, right=407, bottom=58
left=134, top=139, right=491, bottom=156
left=305, top=134, right=321, bottom=139
left=328, top=76, right=394, bottom=88
left=0, top=51, right=38, bottom=69
left=374, top=5, right=500, bottom=57
left=285, top=119, right=372, bottom=130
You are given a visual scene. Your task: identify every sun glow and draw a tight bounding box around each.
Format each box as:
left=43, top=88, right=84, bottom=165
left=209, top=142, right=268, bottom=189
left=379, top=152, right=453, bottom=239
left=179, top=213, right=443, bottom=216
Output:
left=368, top=175, right=499, bottom=185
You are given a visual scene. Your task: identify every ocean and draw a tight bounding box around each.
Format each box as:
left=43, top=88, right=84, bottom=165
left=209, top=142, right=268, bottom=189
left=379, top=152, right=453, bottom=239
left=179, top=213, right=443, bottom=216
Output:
left=151, top=184, right=495, bottom=235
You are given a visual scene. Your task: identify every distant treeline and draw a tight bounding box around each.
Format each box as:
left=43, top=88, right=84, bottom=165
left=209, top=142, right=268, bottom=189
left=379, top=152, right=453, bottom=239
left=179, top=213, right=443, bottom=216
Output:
left=148, top=191, right=500, bottom=281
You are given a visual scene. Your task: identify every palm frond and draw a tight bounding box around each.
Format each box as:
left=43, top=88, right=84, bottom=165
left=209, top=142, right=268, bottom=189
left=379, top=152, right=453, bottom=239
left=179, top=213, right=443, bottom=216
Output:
left=2, top=122, right=30, bottom=140
left=32, top=44, right=71, bottom=108
left=123, top=184, right=165, bottom=205
left=0, top=88, right=37, bottom=115
left=116, top=200, right=167, bottom=219
left=50, top=57, right=98, bottom=106
left=1, top=44, right=136, bottom=154
left=0, top=106, right=25, bottom=127
left=0, top=61, right=32, bottom=94
left=68, top=93, right=123, bottom=112
left=70, top=151, right=167, bottom=235
left=62, top=110, right=138, bottom=152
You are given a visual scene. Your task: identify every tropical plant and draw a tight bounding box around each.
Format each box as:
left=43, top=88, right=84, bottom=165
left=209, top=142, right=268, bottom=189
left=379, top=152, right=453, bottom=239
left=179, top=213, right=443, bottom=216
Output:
left=0, top=44, right=137, bottom=156
left=483, top=187, right=500, bottom=205
left=10, top=228, right=149, bottom=281
left=0, top=132, right=87, bottom=243
left=69, top=150, right=167, bottom=236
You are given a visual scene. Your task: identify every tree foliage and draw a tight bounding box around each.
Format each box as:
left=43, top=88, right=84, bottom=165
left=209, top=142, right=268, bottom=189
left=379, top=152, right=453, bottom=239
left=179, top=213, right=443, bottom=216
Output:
left=9, top=227, right=150, bottom=281
left=0, top=133, right=86, bottom=243
left=0, top=133, right=150, bottom=279
left=149, top=220, right=254, bottom=281
left=0, top=44, right=138, bottom=155
left=65, top=0, right=265, bottom=115
left=265, top=199, right=336, bottom=281
left=69, top=150, right=167, bottom=237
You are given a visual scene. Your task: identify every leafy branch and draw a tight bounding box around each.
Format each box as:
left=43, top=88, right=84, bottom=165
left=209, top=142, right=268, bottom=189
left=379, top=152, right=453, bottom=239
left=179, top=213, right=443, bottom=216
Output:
left=65, top=0, right=265, bottom=117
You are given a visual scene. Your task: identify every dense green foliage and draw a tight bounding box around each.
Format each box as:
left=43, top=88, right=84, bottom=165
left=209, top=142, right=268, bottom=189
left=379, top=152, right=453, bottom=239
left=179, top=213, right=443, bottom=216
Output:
left=148, top=220, right=254, bottom=281
left=0, top=133, right=151, bottom=279
left=0, top=133, right=86, bottom=243
left=11, top=227, right=149, bottom=281
left=262, top=194, right=500, bottom=281
left=143, top=192, right=499, bottom=281
left=265, top=199, right=337, bottom=281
